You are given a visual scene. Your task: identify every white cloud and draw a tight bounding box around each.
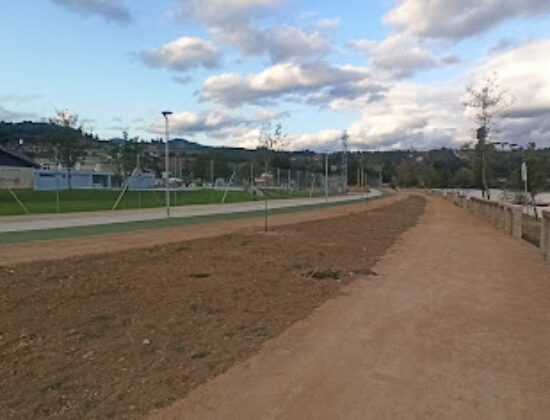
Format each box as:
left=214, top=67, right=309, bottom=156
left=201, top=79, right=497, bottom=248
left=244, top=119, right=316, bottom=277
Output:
left=348, top=34, right=437, bottom=78
left=262, top=25, right=330, bottom=62
left=384, top=0, right=550, bottom=41
left=141, top=37, right=221, bottom=71
left=285, top=130, right=343, bottom=151
left=172, top=0, right=331, bottom=63
left=149, top=40, right=550, bottom=151
left=200, top=62, right=371, bottom=106
left=324, top=40, right=550, bottom=151
left=474, top=40, right=550, bottom=145
left=209, top=23, right=331, bottom=62
left=50, top=0, right=132, bottom=24
left=344, top=82, right=466, bottom=150
left=154, top=110, right=240, bottom=135
left=316, top=18, right=341, bottom=30
left=151, top=107, right=287, bottom=140
left=172, top=0, right=282, bottom=26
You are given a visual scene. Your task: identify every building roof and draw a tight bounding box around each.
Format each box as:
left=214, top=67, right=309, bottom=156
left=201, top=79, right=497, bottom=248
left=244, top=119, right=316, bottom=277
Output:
left=0, top=146, right=40, bottom=168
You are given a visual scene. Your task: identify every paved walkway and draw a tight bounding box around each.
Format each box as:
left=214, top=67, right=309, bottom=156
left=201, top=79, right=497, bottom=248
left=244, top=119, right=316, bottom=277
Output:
left=0, top=192, right=379, bottom=233
left=150, top=196, right=550, bottom=419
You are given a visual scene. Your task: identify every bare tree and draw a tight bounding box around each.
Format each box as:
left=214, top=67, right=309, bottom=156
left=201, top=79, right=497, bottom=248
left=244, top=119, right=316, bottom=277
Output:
left=463, top=76, right=508, bottom=199
left=259, top=122, right=287, bottom=173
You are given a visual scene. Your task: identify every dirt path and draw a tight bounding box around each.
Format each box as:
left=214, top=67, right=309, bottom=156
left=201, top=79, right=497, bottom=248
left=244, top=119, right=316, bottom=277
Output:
left=0, top=194, right=403, bottom=265
left=150, top=196, right=550, bottom=419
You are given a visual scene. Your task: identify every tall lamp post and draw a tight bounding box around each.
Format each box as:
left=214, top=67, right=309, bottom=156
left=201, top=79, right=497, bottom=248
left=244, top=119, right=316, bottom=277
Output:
left=325, top=152, right=329, bottom=203
left=162, top=111, right=173, bottom=217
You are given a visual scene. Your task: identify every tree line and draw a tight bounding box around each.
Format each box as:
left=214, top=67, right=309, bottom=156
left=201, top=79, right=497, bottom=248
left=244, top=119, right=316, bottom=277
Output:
left=2, top=116, right=548, bottom=194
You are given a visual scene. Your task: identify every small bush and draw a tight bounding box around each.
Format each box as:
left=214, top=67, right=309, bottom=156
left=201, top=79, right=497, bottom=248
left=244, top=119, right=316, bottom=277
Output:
left=189, top=273, right=212, bottom=279
left=190, top=350, right=210, bottom=359
left=307, top=269, right=341, bottom=280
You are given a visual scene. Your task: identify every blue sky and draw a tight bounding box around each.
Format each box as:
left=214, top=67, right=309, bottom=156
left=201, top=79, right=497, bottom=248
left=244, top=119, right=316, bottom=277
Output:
left=1, top=0, right=549, bottom=150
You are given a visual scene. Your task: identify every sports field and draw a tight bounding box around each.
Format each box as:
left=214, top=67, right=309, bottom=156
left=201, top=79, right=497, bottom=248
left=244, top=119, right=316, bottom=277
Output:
left=0, top=188, right=321, bottom=216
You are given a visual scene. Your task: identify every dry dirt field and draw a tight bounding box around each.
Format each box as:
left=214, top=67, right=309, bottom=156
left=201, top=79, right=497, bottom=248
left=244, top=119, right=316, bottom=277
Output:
left=0, top=196, right=425, bottom=419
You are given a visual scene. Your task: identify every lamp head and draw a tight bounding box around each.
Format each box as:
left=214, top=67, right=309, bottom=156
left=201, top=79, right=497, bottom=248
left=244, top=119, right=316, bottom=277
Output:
left=162, top=111, right=173, bottom=118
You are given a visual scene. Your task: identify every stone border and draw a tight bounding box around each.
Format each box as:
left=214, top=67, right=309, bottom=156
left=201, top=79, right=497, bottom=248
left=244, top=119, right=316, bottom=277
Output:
left=429, top=190, right=550, bottom=263
left=542, top=209, right=550, bottom=262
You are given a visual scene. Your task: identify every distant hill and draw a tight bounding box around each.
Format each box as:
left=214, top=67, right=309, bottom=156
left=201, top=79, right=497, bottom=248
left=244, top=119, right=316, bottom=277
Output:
left=1, top=122, right=207, bottom=150
left=152, top=138, right=208, bottom=150
left=2, top=121, right=548, bottom=190
left=0, top=121, right=57, bottom=146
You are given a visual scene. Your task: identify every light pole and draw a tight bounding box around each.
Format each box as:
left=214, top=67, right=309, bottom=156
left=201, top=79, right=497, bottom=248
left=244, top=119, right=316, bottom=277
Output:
left=325, top=152, right=329, bottom=203
left=162, top=111, right=173, bottom=217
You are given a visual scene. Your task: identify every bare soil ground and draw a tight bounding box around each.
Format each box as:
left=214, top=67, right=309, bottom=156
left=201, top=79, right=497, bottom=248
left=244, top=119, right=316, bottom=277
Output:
left=151, top=196, right=550, bottom=420
left=0, top=196, right=425, bottom=419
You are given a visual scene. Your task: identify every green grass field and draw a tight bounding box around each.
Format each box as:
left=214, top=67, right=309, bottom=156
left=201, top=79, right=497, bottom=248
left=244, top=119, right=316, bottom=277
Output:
left=0, top=188, right=323, bottom=216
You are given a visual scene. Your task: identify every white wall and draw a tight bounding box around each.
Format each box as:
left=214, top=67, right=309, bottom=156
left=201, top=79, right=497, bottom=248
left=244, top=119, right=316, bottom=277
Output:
left=0, top=166, right=33, bottom=189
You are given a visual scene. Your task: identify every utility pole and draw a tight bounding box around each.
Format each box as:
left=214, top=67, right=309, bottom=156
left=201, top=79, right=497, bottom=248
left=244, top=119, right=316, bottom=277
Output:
left=264, top=197, right=268, bottom=233
left=341, top=131, right=349, bottom=193
left=364, top=169, right=368, bottom=200
left=325, top=152, right=329, bottom=203
left=522, top=161, right=528, bottom=194
left=288, top=169, right=291, bottom=189
left=54, top=146, right=60, bottom=213
left=162, top=111, right=173, bottom=217
left=250, top=163, right=254, bottom=187
left=210, top=160, right=214, bottom=188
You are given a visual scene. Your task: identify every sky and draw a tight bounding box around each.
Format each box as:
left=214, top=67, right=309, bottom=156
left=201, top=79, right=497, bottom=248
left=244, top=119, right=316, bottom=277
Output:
left=1, top=0, right=550, bottom=151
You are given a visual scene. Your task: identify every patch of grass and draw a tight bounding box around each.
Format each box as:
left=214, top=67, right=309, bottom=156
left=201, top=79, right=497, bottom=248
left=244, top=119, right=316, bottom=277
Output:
left=249, top=326, right=269, bottom=337
left=80, top=313, right=114, bottom=339
left=189, top=303, right=221, bottom=315
left=190, top=350, right=210, bottom=359
left=0, top=187, right=347, bottom=216
left=83, top=323, right=112, bottom=339
left=168, top=341, right=186, bottom=354
left=89, top=313, right=114, bottom=323
left=40, top=376, right=70, bottom=393
left=0, top=188, right=258, bottom=216
left=83, top=400, right=98, bottom=412
left=189, top=273, right=212, bottom=279
left=307, top=269, right=341, bottom=280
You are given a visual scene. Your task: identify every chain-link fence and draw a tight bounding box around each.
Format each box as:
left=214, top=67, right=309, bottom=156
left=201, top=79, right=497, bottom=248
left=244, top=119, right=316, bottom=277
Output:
left=0, top=158, right=352, bottom=215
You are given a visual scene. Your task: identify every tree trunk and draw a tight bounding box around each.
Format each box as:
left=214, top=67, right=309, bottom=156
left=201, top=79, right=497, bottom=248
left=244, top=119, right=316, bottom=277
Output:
left=481, top=146, right=489, bottom=200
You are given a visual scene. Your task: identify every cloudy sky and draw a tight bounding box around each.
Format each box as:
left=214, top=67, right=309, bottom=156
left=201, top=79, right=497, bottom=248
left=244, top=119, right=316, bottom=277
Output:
left=1, top=0, right=550, bottom=150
